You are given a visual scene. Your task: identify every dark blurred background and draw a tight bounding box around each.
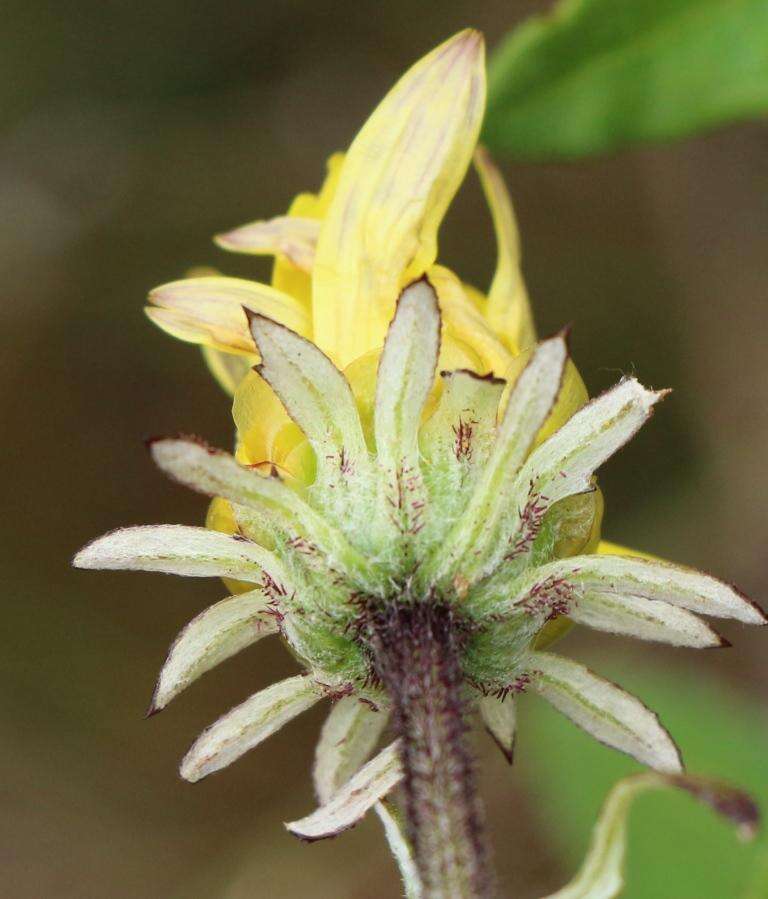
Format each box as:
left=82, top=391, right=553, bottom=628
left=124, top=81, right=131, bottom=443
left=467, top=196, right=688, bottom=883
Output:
left=2, top=1, right=766, bottom=896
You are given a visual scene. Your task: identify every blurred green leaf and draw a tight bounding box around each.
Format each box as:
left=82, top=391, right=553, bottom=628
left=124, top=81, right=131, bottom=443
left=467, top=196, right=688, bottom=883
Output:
left=542, top=770, right=758, bottom=899
left=483, top=0, right=768, bottom=159
left=518, top=651, right=768, bottom=898
left=743, top=847, right=768, bottom=899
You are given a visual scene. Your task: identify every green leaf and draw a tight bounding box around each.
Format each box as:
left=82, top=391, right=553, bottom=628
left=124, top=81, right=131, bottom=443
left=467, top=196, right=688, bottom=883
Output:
left=484, top=0, right=768, bottom=159
left=544, top=771, right=757, bottom=898
left=518, top=651, right=768, bottom=898
left=743, top=845, right=768, bottom=899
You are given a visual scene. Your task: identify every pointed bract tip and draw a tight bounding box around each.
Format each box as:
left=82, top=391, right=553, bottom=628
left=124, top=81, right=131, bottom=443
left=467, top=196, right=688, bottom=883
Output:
left=485, top=726, right=515, bottom=765
left=557, top=322, right=574, bottom=347
left=145, top=698, right=163, bottom=719
left=244, top=304, right=304, bottom=352
left=397, top=276, right=440, bottom=317
left=404, top=272, right=435, bottom=293
left=244, top=306, right=272, bottom=353
left=723, top=580, right=768, bottom=625
left=538, top=324, right=572, bottom=354
left=72, top=541, right=99, bottom=569
left=242, top=305, right=287, bottom=335
left=621, top=379, right=670, bottom=410
left=745, top=601, right=768, bottom=626
left=242, top=305, right=261, bottom=329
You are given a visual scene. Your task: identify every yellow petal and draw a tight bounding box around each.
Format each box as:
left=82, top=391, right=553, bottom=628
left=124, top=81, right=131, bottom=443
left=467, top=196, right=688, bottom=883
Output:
left=429, top=265, right=512, bottom=377
left=342, top=350, right=380, bottom=450
left=178, top=268, right=260, bottom=394
left=585, top=487, right=605, bottom=554
left=146, top=276, right=310, bottom=354
left=597, top=539, right=661, bottom=562
left=533, top=615, right=573, bottom=650
left=540, top=357, right=589, bottom=443
left=217, top=153, right=345, bottom=306
left=215, top=216, right=320, bottom=270
left=272, top=153, right=345, bottom=305
left=232, top=369, right=315, bottom=485
left=206, top=495, right=238, bottom=535
left=312, top=30, right=486, bottom=367
left=201, top=346, right=257, bottom=395
left=474, top=145, right=536, bottom=354
left=204, top=497, right=255, bottom=595
left=461, top=280, right=489, bottom=312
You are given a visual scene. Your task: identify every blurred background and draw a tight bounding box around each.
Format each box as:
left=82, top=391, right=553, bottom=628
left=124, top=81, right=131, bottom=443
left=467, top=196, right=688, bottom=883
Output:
left=2, top=1, right=767, bottom=896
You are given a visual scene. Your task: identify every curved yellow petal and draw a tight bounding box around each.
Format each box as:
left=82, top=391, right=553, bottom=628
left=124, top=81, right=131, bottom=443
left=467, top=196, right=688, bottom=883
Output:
left=146, top=276, right=311, bottom=354
left=205, top=497, right=256, bottom=595
left=597, top=539, right=661, bottom=562
left=202, top=346, right=257, bottom=395
left=206, top=371, right=317, bottom=592
left=165, top=268, right=260, bottom=395
left=474, top=146, right=536, bottom=354
left=585, top=487, right=605, bottom=554
left=533, top=616, right=573, bottom=650
left=429, top=265, right=512, bottom=378
left=206, top=495, right=238, bottom=535
left=215, top=216, right=319, bottom=270
left=272, top=153, right=345, bottom=306
left=461, top=280, right=489, bottom=312
left=342, top=350, right=380, bottom=451
left=553, top=487, right=605, bottom=559
left=312, top=30, right=486, bottom=367
left=232, top=369, right=315, bottom=485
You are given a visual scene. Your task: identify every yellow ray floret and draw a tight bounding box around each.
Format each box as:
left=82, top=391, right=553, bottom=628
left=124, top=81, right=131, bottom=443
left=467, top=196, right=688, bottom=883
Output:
left=429, top=265, right=512, bottom=378
left=215, top=216, right=320, bottom=271
left=146, top=276, right=311, bottom=355
left=474, top=146, right=536, bottom=354
left=311, top=29, right=486, bottom=367
left=233, top=369, right=314, bottom=482
left=597, top=539, right=660, bottom=561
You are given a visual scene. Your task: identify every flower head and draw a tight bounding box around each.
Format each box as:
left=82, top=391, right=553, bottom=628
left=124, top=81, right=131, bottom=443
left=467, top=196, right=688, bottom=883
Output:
left=75, top=29, right=765, bottom=854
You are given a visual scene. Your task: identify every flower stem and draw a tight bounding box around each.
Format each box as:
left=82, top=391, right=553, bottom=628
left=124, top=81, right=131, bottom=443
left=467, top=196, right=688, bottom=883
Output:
left=371, top=599, right=495, bottom=898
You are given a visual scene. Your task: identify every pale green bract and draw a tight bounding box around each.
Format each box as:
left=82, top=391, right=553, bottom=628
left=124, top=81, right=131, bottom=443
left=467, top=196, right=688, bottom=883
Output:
left=74, top=277, right=765, bottom=858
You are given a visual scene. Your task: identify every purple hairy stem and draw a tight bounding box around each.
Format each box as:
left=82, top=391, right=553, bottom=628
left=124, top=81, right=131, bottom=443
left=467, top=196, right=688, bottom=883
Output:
left=370, top=599, right=495, bottom=898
